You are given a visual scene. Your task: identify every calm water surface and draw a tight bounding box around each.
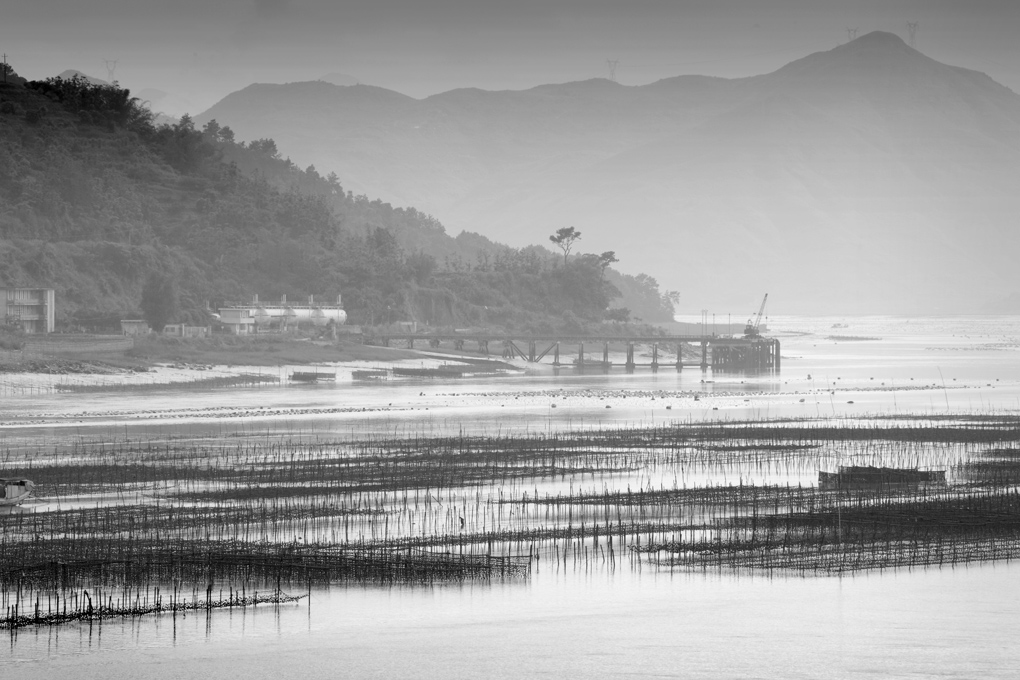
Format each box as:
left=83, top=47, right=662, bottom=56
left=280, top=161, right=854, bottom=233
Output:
left=4, top=315, right=1020, bottom=678
left=9, top=562, right=1020, bottom=679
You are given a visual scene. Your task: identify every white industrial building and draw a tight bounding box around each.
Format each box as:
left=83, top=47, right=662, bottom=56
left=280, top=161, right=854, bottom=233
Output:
left=217, top=294, right=347, bottom=334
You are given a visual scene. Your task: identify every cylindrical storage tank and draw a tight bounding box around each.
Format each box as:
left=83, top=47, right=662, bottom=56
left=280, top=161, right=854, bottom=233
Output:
left=322, top=308, right=347, bottom=325
left=245, top=305, right=347, bottom=326
left=258, top=307, right=347, bottom=325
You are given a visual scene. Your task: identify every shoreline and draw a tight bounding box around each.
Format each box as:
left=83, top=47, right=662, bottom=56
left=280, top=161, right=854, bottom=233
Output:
left=0, top=335, right=474, bottom=373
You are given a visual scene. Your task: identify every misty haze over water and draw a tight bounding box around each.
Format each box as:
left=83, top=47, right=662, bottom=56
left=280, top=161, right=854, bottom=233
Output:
left=4, top=1, right=1020, bottom=677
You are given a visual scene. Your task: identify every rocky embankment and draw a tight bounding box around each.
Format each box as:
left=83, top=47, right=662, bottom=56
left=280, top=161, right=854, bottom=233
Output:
left=0, top=359, right=144, bottom=375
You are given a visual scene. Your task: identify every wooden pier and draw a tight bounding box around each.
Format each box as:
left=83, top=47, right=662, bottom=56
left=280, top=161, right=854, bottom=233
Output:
left=364, top=333, right=780, bottom=373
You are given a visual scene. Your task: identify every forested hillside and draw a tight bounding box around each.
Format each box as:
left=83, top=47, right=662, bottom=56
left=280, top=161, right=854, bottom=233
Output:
left=0, top=70, right=675, bottom=331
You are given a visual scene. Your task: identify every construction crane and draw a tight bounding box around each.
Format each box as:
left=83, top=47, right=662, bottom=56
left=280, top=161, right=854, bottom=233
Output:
left=744, top=293, right=768, bottom=338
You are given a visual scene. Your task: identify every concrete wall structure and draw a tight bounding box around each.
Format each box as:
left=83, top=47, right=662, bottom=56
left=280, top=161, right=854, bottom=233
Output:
left=163, top=324, right=211, bottom=338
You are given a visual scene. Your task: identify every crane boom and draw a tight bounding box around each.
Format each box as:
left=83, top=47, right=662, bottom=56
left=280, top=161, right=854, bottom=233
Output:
left=744, top=293, right=768, bottom=338
left=752, top=293, right=768, bottom=331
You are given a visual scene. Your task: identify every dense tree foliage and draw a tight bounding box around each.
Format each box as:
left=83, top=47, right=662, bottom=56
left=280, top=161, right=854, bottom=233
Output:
left=0, top=71, right=676, bottom=331
left=140, top=273, right=180, bottom=332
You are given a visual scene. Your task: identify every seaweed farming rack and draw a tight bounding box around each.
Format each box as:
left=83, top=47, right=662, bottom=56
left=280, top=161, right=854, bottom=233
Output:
left=3, top=414, right=1018, bottom=630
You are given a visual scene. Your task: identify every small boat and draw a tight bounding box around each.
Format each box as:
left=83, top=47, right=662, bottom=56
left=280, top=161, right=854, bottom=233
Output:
left=0, top=478, right=35, bottom=507
left=819, top=466, right=945, bottom=490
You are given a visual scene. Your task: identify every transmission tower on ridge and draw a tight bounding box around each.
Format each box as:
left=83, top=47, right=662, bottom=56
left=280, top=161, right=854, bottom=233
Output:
left=846, top=28, right=859, bottom=42
left=104, top=59, right=119, bottom=83
left=906, top=22, right=919, bottom=48
left=606, top=59, right=619, bottom=83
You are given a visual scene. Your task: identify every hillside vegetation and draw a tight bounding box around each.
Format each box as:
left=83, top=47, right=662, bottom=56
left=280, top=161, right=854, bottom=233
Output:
left=0, top=70, right=674, bottom=332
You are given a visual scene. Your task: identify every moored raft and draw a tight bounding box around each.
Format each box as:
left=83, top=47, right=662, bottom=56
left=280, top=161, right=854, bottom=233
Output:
left=819, top=465, right=946, bottom=490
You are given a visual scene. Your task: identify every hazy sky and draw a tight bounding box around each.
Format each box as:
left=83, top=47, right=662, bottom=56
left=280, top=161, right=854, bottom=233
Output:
left=3, top=0, right=1018, bottom=115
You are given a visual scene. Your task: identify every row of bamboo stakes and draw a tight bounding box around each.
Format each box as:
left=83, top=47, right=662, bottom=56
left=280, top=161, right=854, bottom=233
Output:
left=2, top=414, right=1018, bottom=629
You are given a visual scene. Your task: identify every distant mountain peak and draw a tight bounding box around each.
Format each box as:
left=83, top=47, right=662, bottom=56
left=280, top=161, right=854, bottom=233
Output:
left=848, top=30, right=910, bottom=48
left=771, top=28, right=952, bottom=87
left=55, top=69, right=110, bottom=86
left=828, top=30, right=924, bottom=62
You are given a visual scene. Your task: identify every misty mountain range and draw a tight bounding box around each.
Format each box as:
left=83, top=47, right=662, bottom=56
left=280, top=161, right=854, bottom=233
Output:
left=195, top=32, right=1020, bottom=314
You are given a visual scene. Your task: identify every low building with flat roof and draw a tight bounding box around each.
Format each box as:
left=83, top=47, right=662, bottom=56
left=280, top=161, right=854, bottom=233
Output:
left=163, top=323, right=210, bottom=338
left=218, top=308, right=256, bottom=334
left=120, top=319, right=151, bottom=336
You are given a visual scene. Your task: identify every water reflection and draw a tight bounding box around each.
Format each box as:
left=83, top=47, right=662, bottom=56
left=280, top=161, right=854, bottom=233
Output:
left=8, top=560, right=1020, bottom=679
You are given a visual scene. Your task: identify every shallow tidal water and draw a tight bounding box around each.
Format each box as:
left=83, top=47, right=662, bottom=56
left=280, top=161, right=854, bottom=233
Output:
left=9, top=560, right=1020, bottom=680
left=4, top=315, right=1020, bottom=678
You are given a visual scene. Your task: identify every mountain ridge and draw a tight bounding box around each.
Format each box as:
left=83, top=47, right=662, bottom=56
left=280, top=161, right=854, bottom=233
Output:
left=196, top=32, right=1020, bottom=313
